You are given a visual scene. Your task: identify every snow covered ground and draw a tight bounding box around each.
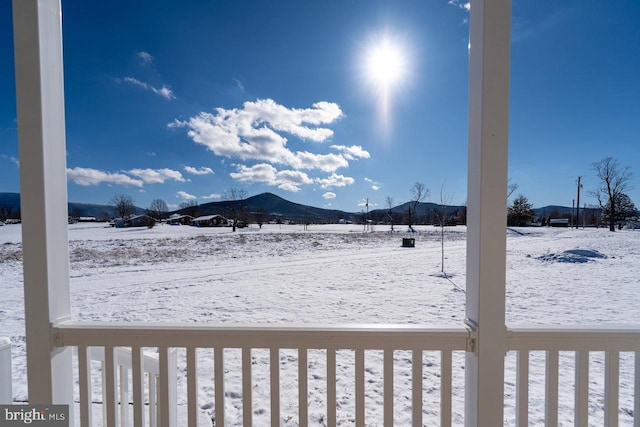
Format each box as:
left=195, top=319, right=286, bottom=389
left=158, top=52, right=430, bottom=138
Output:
left=1, top=222, right=638, bottom=425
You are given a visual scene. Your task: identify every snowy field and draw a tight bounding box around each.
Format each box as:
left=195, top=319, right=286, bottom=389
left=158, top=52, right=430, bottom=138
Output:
left=1, top=222, right=639, bottom=425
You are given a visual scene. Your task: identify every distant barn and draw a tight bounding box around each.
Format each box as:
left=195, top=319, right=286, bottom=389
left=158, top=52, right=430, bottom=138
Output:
left=549, top=218, right=569, bottom=227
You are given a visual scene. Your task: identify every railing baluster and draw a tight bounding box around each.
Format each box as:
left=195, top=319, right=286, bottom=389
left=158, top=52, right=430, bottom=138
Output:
left=187, top=347, right=198, bottom=427
left=545, top=350, right=559, bottom=427
left=168, top=349, right=178, bottom=427
left=635, top=351, right=640, bottom=427
left=384, top=349, right=393, bottom=426
left=575, top=351, right=589, bottom=427
left=298, top=348, right=308, bottom=427
left=270, top=348, right=280, bottom=426
left=119, top=363, right=129, bottom=427
left=242, top=348, right=252, bottom=427
left=131, top=347, right=144, bottom=427
left=149, top=373, right=157, bottom=427
left=412, top=350, right=422, bottom=427
left=242, top=347, right=253, bottom=427
left=158, top=347, right=171, bottom=427
left=104, top=346, right=118, bottom=427
left=605, top=351, right=619, bottom=427
left=355, top=349, right=365, bottom=427
left=441, top=350, right=452, bottom=427
left=516, top=350, right=529, bottom=427
left=326, top=348, right=337, bottom=427
left=214, top=347, right=225, bottom=427
left=78, top=346, right=92, bottom=427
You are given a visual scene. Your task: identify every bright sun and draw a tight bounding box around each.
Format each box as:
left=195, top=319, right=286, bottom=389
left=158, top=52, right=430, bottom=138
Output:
left=361, top=32, right=410, bottom=130
left=365, top=37, right=407, bottom=89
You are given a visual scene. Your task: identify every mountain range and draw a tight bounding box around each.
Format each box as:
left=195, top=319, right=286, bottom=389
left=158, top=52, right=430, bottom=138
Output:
left=0, top=192, right=576, bottom=223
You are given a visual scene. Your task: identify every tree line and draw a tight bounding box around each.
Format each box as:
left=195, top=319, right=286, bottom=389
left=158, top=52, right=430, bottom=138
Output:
left=76, top=157, right=638, bottom=232
left=507, top=157, right=637, bottom=231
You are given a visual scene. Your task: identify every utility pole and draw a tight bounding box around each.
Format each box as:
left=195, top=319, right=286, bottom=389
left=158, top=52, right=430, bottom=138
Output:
left=576, top=176, right=582, bottom=230
left=364, top=198, right=369, bottom=232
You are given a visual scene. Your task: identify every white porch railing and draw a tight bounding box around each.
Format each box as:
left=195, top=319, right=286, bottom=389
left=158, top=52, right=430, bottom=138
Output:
left=52, top=323, right=640, bottom=427
left=507, top=327, right=640, bottom=427
left=54, top=322, right=470, bottom=426
left=85, top=347, right=177, bottom=427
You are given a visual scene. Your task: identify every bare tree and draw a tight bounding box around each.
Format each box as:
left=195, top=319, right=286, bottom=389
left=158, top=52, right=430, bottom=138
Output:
left=223, top=188, right=248, bottom=232
left=253, top=208, right=270, bottom=229
left=590, top=157, right=633, bottom=231
left=385, top=196, right=395, bottom=232
left=507, top=179, right=519, bottom=200
left=148, top=198, right=168, bottom=221
left=437, top=185, right=453, bottom=272
left=110, top=194, right=136, bottom=220
left=406, top=182, right=430, bottom=231
left=179, top=200, right=199, bottom=217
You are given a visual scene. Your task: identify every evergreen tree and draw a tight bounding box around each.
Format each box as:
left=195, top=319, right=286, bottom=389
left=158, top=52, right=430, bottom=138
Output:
left=601, top=193, right=637, bottom=225
left=507, top=195, right=535, bottom=226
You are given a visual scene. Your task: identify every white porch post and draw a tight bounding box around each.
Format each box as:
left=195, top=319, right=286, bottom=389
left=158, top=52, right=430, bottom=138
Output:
left=465, top=0, right=511, bottom=426
left=12, top=0, right=74, bottom=413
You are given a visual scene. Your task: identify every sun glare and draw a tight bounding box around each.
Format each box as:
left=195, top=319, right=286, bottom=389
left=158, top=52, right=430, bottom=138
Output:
left=365, top=37, right=407, bottom=89
left=361, top=31, right=411, bottom=132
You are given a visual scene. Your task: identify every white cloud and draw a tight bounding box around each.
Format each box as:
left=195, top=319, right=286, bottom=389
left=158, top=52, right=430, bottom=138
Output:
left=233, top=78, right=245, bottom=92
left=1, top=155, right=19, bottom=167
left=316, top=173, right=355, bottom=189
left=448, top=0, right=470, bottom=11
left=201, top=193, right=222, bottom=200
left=330, top=145, right=370, bottom=160
left=357, top=199, right=377, bottom=208
left=322, top=192, right=336, bottom=200
left=137, top=51, right=154, bottom=64
left=176, top=191, right=197, bottom=200
left=127, top=168, right=185, bottom=184
left=230, top=163, right=314, bottom=192
left=184, top=166, right=214, bottom=175
left=122, top=76, right=176, bottom=100
left=171, top=99, right=349, bottom=174
left=364, top=176, right=381, bottom=190
left=67, top=167, right=144, bottom=187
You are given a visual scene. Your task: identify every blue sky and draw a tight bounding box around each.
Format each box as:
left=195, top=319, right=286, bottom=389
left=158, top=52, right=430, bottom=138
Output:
left=1, top=1, right=639, bottom=212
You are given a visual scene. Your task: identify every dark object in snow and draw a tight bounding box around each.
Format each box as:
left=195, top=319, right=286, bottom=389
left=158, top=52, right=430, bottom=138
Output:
left=402, top=238, right=415, bottom=248
left=537, top=249, right=607, bottom=263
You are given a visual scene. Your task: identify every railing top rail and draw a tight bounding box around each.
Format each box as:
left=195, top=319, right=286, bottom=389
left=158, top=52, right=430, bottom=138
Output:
left=52, top=321, right=640, bottom=352
left=507, top=325, right=640, bottom=351
left=53, top=321, right=469, bottom=350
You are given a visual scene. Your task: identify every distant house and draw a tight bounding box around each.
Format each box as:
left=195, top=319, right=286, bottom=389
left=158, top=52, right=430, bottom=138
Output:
left=166, top=214, right=194, bottom=225
left=192, top=214, right=228, bottom=227
left=113, top=214, right=155, bottom=228
left=549, top=218, right=569, bottom=227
